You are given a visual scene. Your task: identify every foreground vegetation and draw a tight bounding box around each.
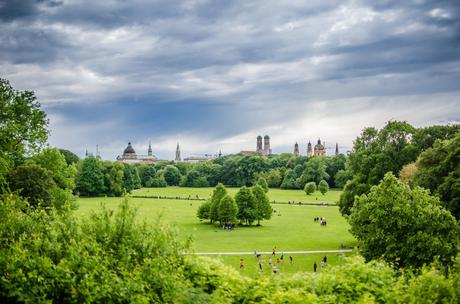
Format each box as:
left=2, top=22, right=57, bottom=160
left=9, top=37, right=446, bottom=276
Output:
left=2, top=197, right=459, bottom=303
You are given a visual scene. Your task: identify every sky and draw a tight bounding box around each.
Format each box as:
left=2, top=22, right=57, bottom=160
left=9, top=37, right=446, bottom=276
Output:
left=1, top=0, right=460, bottom=160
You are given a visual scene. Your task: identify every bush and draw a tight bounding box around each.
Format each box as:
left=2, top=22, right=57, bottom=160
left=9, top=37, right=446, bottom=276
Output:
left=304, top=182, right=316, bottom=195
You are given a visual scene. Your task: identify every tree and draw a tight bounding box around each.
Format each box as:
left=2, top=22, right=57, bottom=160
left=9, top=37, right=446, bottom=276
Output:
left=123, top=164, right=141, bottom=192
left=339, top=121, right=419, bottom=215
left=197, top=200, right=212, bottom=221
left=280, top=169, right=297, bottom=189
left=139, top=165, right=156, bottom=187
left=32, top=148, right=76, bottom=190
left=58, top=148, right=79, bottom=165
left=0, top=79, right=49, bottom=167
left=209, top=183, right=227, bottom=224
left=299, top=157, right=329, bottom=186
left=252, top=184, right=272, bottom=225
left=163, top=165, right=181, bottom=186
left=318, top=180, right=329, bottom=195
left=412, top=131, right=460, bottom=219
left=218, top=195, right=238, bottom=226
left=349, top=173, right=460, bottom=269
left=105, top=161, right=125, bottom=196
left=235, top=186, right=256, bottom=225
left=265, top=169, right=282, bottom=188
left=146, top=175, right=167, bottom=187
left=180, top=170, right=209, bottom=187
left=255, top=176, right=269, bottom=193
left=304, top=182, right=316, bottom=195
left=76, top=157, right=105, bottom=196
left=334, top=169, right=352, bottom=189
left=325, top=154, right=346, bottom=187
left=8, top=163, right=54, bottom=208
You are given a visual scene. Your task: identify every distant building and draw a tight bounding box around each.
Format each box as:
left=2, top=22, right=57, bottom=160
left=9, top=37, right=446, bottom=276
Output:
left=335, top=143, right=339, bottom=156
left=307, top=141, right=313, bottom=157
left=313, top=139, right=326, bottom=156
left=241, top=135, right=272, bottom=156
left=175, top=143, right=181, bottom=162
left=183, top=154, right=215, bottom=163
left=293, top=142, right=299, bottom=156
left=116, top=142, right=159, bottom=164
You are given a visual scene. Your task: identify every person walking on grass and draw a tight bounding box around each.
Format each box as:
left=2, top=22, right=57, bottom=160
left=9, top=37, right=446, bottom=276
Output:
left=289, top=256, right=293, bottom=265
left=258, top=260, right=263, bottom=273
left=239, top=258, right=245, bottom=269
left=272, top=246, right=276, bottom=256
left=314, top=261, right=317, bottom=272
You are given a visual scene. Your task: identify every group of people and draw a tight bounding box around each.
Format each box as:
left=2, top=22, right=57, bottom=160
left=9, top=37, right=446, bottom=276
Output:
left=313, top=256, right=328, bottom=272
left=222, top=223, right=235, bottom=230
left=314, top=216, right=327, bottom=226
left=242, top=248, right=327, bottom=275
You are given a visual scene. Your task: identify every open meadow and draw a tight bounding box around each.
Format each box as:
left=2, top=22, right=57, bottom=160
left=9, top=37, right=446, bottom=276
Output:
left=77, top=187, right=355, bottom=276
left=131, top=186, right=342, bottom=205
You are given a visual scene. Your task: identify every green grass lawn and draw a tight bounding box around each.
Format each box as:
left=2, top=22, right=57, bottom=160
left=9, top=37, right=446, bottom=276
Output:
left=76, top=187, right=355, bottom=276
left=215, top=252, right=350, bottom=277
left=131, top=186, right=342, bottom=205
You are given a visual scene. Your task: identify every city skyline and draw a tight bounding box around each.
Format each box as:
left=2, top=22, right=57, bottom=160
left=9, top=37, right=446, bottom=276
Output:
left=1, top=0, right=459, bottom=160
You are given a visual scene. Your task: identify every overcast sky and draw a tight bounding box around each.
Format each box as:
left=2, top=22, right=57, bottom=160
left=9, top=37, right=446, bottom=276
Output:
left=1, top=0, right=459, bottom=160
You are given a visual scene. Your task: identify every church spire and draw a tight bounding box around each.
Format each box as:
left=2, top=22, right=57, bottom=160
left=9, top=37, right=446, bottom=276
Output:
left=335, top=142, right=339, bottom=156
left=148, top=140, right=152, bottom=156
left=175, top=142, right=181, bottom=162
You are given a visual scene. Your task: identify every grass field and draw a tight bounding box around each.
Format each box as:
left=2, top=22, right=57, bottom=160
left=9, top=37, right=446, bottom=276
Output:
left=77, top=187, right=355, bottom=275
left=131, top=186, right=342, bottom=205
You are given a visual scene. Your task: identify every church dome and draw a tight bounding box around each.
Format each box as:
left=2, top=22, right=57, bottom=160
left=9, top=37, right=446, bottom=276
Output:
left=315, top=139, right=324, bottom=149
left=123, top=142, right=136, bottom=154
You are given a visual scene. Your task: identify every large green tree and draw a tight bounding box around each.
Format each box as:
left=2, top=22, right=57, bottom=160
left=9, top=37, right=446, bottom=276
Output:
left=209, top=183, right=227, bottom=224
left=412, top=131, right=460, bottom=219
left=252, top=184, right=272, bottom=226
left=235, top=186, right=256, bottom=225
left=8, top=163, right=54, bottom=208
left=339, top=121, right=418, bottom=215
left=0, top=79, right=48, bottom=187
left=349, top=173, right=459, bottom=269
left=32, top=148, right=76, bottom=190
left=217, top=194, right=238, bottom=225
left=298, top=157, right=329, bottom=188
left=0, top=79, right=48, bottom=165
left=58, top=148, right=79, bottom=165
left=163, top=165, right=181, bottom=186
left=76, top=157, right=106, bottom=196
left=104, top=161, right=125, bottom=196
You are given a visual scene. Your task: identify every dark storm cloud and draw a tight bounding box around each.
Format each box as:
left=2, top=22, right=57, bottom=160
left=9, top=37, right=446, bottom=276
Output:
left=1, top=0, right=460, bottom=159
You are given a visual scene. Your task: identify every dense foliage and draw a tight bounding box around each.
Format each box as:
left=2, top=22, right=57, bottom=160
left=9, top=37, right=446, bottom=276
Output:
left=411, top=131, right=460, bottom=219
left=1, top=195, right=459, bottom=303
left=339, top=121, right=460, bottom=215
left=350, top=173, right=460, bottom=269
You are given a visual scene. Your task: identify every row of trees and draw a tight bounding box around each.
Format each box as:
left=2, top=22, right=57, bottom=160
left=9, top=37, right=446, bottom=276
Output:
left=125, top=152, right=348, bottom=191
left=197, top=183, right=272, bottom=226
